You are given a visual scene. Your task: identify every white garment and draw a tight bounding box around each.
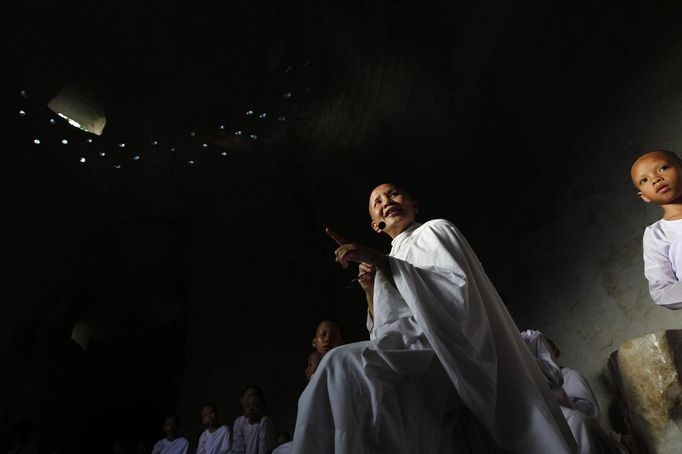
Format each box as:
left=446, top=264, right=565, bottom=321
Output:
left=272, top=441, right=292, bottom=454
left=561, top=407, right=617, bottom=454
left=151, top=437, right=189, bottom=454
left=642, top=218, right=682, bottom=309
left=197, top=425, right=231, bottom=454
left=521, top=331, right=615, bottom=453
left=562, top=368, right=599, bottom=419
left=520, top=330, right=565, bottom=389
left=232, top=415, right=275, bottom=454
left=292, top=219, right=576, bottom=454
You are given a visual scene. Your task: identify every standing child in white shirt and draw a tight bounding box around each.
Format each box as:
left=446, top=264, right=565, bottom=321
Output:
left=631, top=150, right=682, bottom=308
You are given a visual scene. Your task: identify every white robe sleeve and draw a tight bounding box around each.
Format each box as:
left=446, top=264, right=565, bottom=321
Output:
left=151, top=440, right=164, bottom=454
left=386, top=220, right=576, bottom=453
left=197, top=431, right=207, bottom=454
left=562, top=368, right=600, bottom=419
left=258, top=417, right=275, bottom=454
left=231, top=417, right=245, bottom=454
left=643, top=227, right=682, bottom=309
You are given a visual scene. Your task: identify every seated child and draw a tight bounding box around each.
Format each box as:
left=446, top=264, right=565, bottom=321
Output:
left=151, top=416, right=188, bottom=454
left=304, top=350, right=323, bottom=382
left=521, top=330, right=619, bottom=454
left=631, top=150, right=682, bottom=308
left=546, top=339, right=600, bottom=419
left=197, top=404, right=231, bottom=454
left=231, top=387, right=276, bottom=454
left=311, top=319, right=343, bottom=354
left=274, top=430, right=291, bottom=446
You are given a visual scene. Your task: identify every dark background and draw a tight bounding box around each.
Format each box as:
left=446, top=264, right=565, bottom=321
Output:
left=3, top=1, right=682, bottom=452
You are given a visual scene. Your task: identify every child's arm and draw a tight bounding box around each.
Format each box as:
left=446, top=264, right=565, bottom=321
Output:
left=644, top=230, right=682, bottom=309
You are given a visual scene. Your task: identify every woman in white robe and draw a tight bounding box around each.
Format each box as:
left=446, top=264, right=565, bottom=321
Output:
left=291, top=183, right=577, bottom=454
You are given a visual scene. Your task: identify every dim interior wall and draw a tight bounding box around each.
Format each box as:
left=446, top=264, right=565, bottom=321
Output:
left=495, top=38, right=682, bottom=431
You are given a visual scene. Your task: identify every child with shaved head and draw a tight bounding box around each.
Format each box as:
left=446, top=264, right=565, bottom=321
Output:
left=310, top=319, right=343, bottom=355
left=151, top=416, right=188, bottom=454
left=631, top=150, right=682, bottom=308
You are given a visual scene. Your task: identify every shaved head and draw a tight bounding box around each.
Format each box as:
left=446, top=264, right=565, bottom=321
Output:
left=631, top=150, right=682, bottom=184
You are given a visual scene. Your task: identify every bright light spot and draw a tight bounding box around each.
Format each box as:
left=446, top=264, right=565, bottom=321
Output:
left=48, top=85, right=106, bottom=135
left=99, top=151, right=106, bottom=157
left=19, top=110, right=26, bottom=117
left=246, top=110, right=254, bottom=116
left=80, top=157, right=86, bottom=163
left=250, top=134, right=258, bottom=140
left=87, top=138, right=93, bottom=143
left=283, top=92, right=292, bottom=98
left=259, top=113, right=267, bottom=119
left=118, top=143, right=125, bottom=148
left=20, top=90, right=27, bottom=98
left=50, top=118, right=56, bottom=124
left=221, top=151, right=227, bottom=156
left=234, top=130, right=242, bottom=136
left=188, top=160, right=195, bottom=165
left=170, top=147, right=175, bottom=152
left=61, top=139, right=68, bottom=145
left=202, top=143, right=208, bottom=148
left=190, top=131, right=196, bottom=137
left=33, top=139, right=41, bottom=145
left=151, top=140, right=158, bottom=146
left=132, top=155, right=140, bottom=161
left=219, top=125, right=225, bottom=130
left=114, top=164, right=122, bottom=169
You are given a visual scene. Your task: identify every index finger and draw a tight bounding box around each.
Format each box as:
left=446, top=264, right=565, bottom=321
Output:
left=325, top=227, right=349, bottom=246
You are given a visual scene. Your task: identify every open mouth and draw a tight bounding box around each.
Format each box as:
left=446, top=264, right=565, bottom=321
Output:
left=384, top=206, right=402, bottom=217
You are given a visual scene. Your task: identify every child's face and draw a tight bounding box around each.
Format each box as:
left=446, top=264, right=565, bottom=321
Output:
left=201, top=406, right=217, bottom=427
left=243, top=394, right=265, bottom=423
left=312, top=321, right=342, bottom=354
left=631, top=152, right=682, bottom=204
left=163, top=417, right=178, bottom=438
left=305, top=351, right=323, bottom=381
left=369, top=184, right=418, bottom=235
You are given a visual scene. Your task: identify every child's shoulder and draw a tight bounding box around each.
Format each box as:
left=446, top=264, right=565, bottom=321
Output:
left=645, top=218, right=681, bottom=237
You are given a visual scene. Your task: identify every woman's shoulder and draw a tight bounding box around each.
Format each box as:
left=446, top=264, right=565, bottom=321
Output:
left=417, top=219, right=460, bottom=237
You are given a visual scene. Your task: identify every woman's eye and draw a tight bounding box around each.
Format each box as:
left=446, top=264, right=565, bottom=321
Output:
left=640, top=178, right=648, bottom=184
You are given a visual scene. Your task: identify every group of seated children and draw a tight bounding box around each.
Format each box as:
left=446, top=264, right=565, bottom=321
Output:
left=150, top=319, right=343, bottom=454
